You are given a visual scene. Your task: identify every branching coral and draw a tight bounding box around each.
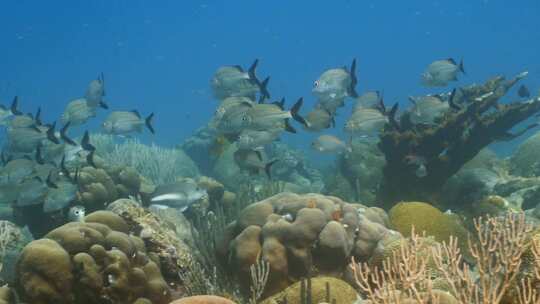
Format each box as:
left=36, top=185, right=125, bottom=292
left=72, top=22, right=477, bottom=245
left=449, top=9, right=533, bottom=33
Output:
left=377, top=72, right=540, bottom=207
left=349, top=212, right=540, bottom=304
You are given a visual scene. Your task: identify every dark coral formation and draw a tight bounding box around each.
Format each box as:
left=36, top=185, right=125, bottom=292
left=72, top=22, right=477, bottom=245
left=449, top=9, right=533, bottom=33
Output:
left=15, top=211, right=171, bottom=304
left=377, top=72, right=540, bottom=207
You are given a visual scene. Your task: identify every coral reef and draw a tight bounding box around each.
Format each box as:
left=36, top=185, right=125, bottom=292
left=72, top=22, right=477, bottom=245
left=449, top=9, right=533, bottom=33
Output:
left=169, top=295, right=236, bottom=304
left=107, top=198, right=194, bottom=284
left=93, top=134, right=200, bottom=185
left=216, top=192, right=395, bottom=297
left=377, top=72, right=540, bottom=207
left=0, top=221, right=32, bottom=284
left=16, top=211, right=172, bottom=304
left=510, top=130, right=540, bottom=177
left=260, top=276, right=358, bottom=304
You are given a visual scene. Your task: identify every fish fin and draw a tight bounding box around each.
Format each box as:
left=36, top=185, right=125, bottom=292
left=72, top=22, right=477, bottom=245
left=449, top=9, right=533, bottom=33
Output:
left=60, top=122, right=77, bottom=146
left=46, top=122, right=61, bottom=144
left=99, top=101, right=109, bottom=109
left=348, top=58, right=359, bottom=98
left=377, top=97, right=387, bottom=114
left=81, top=131, right=96, bottom=151
left=145, top=113, right=155, bottom=134
left=272, top=97, right=285, bottom=110
left=408, top=96, right=417, bottom=105
left=264, top=160, right=278, bottom=179
left=35, top=107, right=42, bottom=126
left=247, top=59, right=259, bottom=83
left=459, top=59, right=465, bottom=74
left=36, top=144, right=45, bottom=165
left=233, top=65, right=244, bottom=72
left=46, top=172, right=58, bottom=189
left=448, top=88, right=461, bottom=111
left=23, top=155, right=32, bottom=161
left=290, top=97, right=309, bottom=128
left=131, top=110, right=141, bottom=118
left=30, top=124, right=41, bottom=132
left=330, top=115, right=336, bottom=128
left=33, top=176, right=43, bottom=183
left=258, top=76, right=271, bottom=101
left=388, top=103, right=401, bottom=131
left=446, top=58, right=457, bottom=65
left=86, top=150, right=97, bottom=168
left=284, top=119, right=297, bottom=133
left=254, top=150, right=263, bottom=162
left=10, top=96, right=22, bottom=116
left=179, top=206, right=189, bottom=212
left=60, top=156, right=72, bottom=181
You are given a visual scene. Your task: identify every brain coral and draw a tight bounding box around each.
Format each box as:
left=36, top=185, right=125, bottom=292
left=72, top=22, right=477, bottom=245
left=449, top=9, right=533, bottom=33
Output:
left=218, top=192, right=395, bottom=297
left=15, top=211, right=171, bottom=304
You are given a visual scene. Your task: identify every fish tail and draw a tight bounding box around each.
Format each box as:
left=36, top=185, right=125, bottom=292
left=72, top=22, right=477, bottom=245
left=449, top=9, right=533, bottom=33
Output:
left=388, top=103, right=401, bottom=131
left=81, top=131, right=96, bottom=151
left=35, top=144, right=45, bottom=165
left=290, top=97, right=310, bottom=128
left=145, top=113, right=155, bottom=134
left=46, top=121, right=60, bottom=144
left=86, top=150, right=97, bottom=168
left=258, top=76, right=271, bottom=102
left=348, top=58, right=359, bottom=98
left=284, top=119, right=297, bottom=133
left=248, top=59, right=259, bottom=83
left=99, top=101, right=109, bottom=109
left=10, top=96, right=22, bottom=116
left=448, top=88, right=461, bottom=111
left=35, top=107, right=42, bottom=126
left=61, top=122, right=77, bottom=146
left=459, top=59, right=466, bottom=75
left=264, top=159, right=278, bottom=179
left=46, top=171, right=58, bottom=189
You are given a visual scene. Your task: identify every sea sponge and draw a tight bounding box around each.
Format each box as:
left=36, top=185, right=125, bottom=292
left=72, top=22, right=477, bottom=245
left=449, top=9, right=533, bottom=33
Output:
left=260, top=276, right=358, bottom=304
left=15, top=212, right=172, bottom=304
left=388, top=202, right=470, bottom=259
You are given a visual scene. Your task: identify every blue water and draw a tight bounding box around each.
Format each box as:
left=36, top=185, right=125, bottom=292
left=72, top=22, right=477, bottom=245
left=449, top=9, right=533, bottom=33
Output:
left=1, top=0, right=539, bottom=158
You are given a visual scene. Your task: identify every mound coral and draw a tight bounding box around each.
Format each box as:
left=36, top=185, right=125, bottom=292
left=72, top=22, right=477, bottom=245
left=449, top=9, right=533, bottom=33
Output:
left=15, top=211, right=171, bottom=304
left=217, top=192, right=396, bottom=297
left=169, top=295, right=237, bottom=304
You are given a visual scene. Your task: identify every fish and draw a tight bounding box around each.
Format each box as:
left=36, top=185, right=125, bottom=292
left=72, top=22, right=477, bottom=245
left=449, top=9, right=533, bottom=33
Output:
left=344, top=107, right=388, bottom=137
left=408, top=95, right=450, bottom=125
left=60, top=98, right=97, bottom=127
left=316, top=96, right=346, bottom=114
left=102, top=110, right=155, bottom=135
left=67, top=205, right=86, bottom=222
left=233, top=148, right=277, bottom=178
left=211, top=59, right=270, bottom=101
left=150, top=179, right=208, bottom=212
left=6, top=126, right=52, bottom=153
left=353, top=91, right=381, bottom=112
left=84, top=73, right=108, bottom=109
left=303, top=108, right=334, bottom=132
left=518, top=85, right=530, bottom=98
left=242, top=98, right=307, bottom=133
left=8, top=114, right=37, bottom=129
left=16, top=177, right=49, bottom=207
left=214, top=96, right=255, bottom=121
left=0, top=158, right=35, bottom=185
left=311, top=135, right=351, bottom=154
left=0, top=97, right=20, bottom=125
left=421, top=58, right=465, bottom=87
left=312, top=58, right=358, bottom=100
left=237, top=129, right=281, bottom=150
left=43, top=181, right=78, bottom=213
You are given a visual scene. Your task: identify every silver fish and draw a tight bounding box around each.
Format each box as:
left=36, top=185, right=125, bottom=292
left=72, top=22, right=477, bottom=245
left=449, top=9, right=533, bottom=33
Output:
left=6, top=127, right=48, bottom=153
left=61, top=98, right=97, bottom=126
left=421, top=58, right=465, bottom=87
left=16, top=177, right=49, bottom=207
left=211, top=60, right=270, bottom=101
left=353, top=91, right=381, bottom=112
left=84, top=73, right=108, bottom=109
left=233, top=148, right=276, bottom=178
left=150, top=179, right=208, bottom=212
left=67, top=205, right=86, bottom=222
left=303, top=108, right=334, bottom=132
left=345, top=108, right=388, bottom=137
left=213, top=100, right=253, bottom=134
left=408, top=95, right=450, bottom=125
left=237, top=129, right=281, bottom=150
left=313, top=59, right=358, bottom=100
left=102, top=110, right=154, bottom=135
left=242, top=98, right=306, bottom=133
left=43, top=181, right=78, bottom=213
left=311, top=135, right=351, bottom=154
left=0, top=158, right=36, bottom=185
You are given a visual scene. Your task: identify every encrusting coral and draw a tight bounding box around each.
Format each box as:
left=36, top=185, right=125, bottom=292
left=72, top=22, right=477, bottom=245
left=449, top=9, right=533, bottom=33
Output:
left=15, top=211, right=171, bottom=304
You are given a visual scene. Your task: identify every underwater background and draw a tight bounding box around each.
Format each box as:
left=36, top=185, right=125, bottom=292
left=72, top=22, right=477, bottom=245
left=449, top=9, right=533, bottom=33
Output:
left=2, top=1, right=540, bottom=304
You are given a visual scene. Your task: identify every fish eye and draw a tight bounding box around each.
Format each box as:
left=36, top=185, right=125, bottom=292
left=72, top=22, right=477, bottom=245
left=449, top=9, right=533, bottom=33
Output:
left=314, top=80, right=319, bottom=88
